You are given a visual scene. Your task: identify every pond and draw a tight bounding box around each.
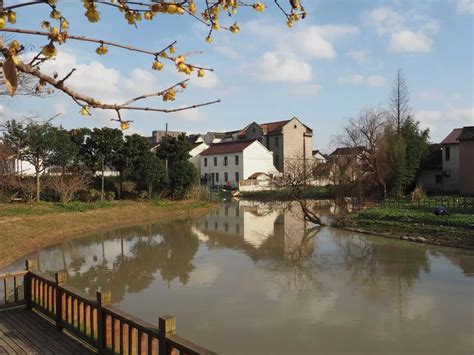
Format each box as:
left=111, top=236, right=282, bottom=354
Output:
left=3, top=200, right=474, bottom=354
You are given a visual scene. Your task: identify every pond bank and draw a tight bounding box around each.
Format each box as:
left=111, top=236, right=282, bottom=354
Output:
left=335, top=206, right=474, bottom=249
left=0, top=200, right=214, bottom=269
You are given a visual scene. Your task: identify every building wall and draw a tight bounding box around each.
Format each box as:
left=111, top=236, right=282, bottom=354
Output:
left=282, top=118, right=313, bottom=173
left=189, top=143, right=209, bottom=175
left=242, top=142, right=278, bottom=180
left=416, top=169, right=443, bottom=192
left=200, top=152, right=244, bottom=188
left=459, top=140, right=474, bottom=195
left=266, top=134, right=284, bottom=172
left=442, top=144, right=460, bottom=192
left=242, top=123, right=264, bottom=141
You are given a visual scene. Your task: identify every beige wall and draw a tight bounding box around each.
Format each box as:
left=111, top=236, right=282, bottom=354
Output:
left=267, top=134, right=284, bottom=171
left=442, top=144, right=460, bottom=192
left=459, top=140, right=474, bottom=195
left=282, top=118, right=313, bottom=173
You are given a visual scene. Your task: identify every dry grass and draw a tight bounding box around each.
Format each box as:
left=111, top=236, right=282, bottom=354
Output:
left=0, top=200, right=214, bottom=269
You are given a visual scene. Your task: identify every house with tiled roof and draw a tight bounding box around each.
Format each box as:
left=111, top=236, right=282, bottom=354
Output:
left=437, top=126, right=474, bottom=194
left=200, top=140, right=278, bottom=188
left=220, top=117, right=313, bottom=173
left=458, top=126, right=474, bottom=195
left=440, top=128, right=463, bottom=192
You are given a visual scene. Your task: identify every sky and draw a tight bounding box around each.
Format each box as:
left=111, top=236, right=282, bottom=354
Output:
left=1, top=0, right=473, bottom=152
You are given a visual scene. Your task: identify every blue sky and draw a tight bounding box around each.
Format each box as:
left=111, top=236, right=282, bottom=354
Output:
left=1, top=0, right=473, bottom=151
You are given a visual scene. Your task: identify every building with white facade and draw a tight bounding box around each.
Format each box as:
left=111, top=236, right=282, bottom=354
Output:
left=200, top=140, right=278, bottom=188
left=189, top=142, right=209, bottom=176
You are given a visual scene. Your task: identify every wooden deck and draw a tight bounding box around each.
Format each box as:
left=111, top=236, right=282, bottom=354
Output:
left=0, top=307, right=94, bottom=354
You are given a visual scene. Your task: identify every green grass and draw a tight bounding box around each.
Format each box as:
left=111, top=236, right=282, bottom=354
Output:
left=354, top=207, right=474, bottom=229
left=0, top=201, right=117, bottom=217
left=240, top=186, right=333, bottom=201
left=52, top=201, right=115, bottom=212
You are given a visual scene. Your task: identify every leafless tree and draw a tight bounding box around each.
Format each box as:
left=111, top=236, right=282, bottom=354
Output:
left=48, top=173, right=90, bottom=203
left=389, top=69, right=411, bottom=134
left=338, top=107, right=393, bottom=199
left=271, top=157, right=325, bottom=225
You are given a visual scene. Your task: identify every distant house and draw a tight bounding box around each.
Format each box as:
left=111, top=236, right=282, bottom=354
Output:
left=150, top=129, right=185, bottom=144
left=416, top=144, right=443, bottom=192
left=0, top=157, right=35, bottom=176
left=327, top=146, right=365, bottom=183
left=312, top=150, right=327, bottom=164
left=458, top=126, right=474, bottom=195
left=218, top=117, right=313, bottom=173
left=189, top=142, right=209, bottom=176
left=200, top=140, right=278, bottom=189
left=440, top=128, right=462, bottom=192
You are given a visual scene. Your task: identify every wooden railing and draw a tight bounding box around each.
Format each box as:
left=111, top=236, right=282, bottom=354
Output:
left=1, top=260, right=216, bottom=355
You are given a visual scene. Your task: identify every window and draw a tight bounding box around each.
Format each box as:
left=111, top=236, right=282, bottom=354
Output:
left=214, top=157, right=217, bottom=166
left=445, top=146, right=450, bottom=161
left=214, top=221, right=218, bottom=230
left=294, top=124, right=297, bottom=129
left=235, top=172, right=240, bottom=183
left=204, top=173, right=208, bottom=181
left=275, top=136, right=280, bottom=147
left=224, top=172, right=228, bottom=182
left=274, top=154, right=280, bottom=167
left=215, top=172, right=219, bottom=183
left=224, top=222, right=229, bottom=232
left=236, top=223, right=240, bottom=234
left=204, top=158, right=207, bottom=167
left=224, top=156, right=228, bottom=166
left=435, top=175, right=443, bottom=184
left=235, top=155, right=239, bottom=165
left=252, top=127, right=256, bottom=133
left=225, top=206, right=229, bottom=216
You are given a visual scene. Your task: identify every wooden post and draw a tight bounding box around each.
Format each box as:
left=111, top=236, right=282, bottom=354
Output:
left=159, top=315, right=176, bottom=355
left=54, top=272, right=67, bottom=330
left=97, top=291, right=111, bottom=354
left=24, top=260, right=37, bottom=310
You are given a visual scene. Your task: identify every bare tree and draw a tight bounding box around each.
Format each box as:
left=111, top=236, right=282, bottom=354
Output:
left=48, top=173, right=90, bottom=203
left=389, top=69, right=411, bottom=134
left=338, top=107, right=393, bottom=199
left=271, top=157, right=325, bottom=225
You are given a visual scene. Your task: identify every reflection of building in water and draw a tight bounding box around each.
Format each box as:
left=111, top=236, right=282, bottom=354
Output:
left=195, top=201, right=316, bottom=261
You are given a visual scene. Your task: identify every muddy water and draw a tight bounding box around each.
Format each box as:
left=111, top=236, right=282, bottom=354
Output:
left=3, top=200, right=474, bottom=354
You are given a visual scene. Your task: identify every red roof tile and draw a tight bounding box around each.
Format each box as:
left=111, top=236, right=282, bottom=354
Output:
left=200, top=140, right=255, bottom=155
left=441, top=128, right=462, bottom=144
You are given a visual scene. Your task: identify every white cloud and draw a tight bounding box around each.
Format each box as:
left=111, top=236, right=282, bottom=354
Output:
left=338, top=74, right=364, bottom=84
left=249, top=51, right=312, bottom=83
left=416, top=107, right=474, bottom=136
left=389, top=30, right=432, bottom=53
left=367, top=6, right=439, bottom=53
left=367, top=75, right=386, bottom=86
left=246, top=21, right=359, bottom=60
left=338, top=74, right=385, bottom=87
left=457, top=0, right=474, bottom=14
left=190, top=70, right=220, bottom=89
left=214, top=46, right=240, bottom=60
left=348, top=50, right=370, bottom=64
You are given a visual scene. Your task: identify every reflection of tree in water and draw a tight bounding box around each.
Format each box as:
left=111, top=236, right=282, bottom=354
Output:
left=65, top=220, right=199, bottom=303
left=265, top=227, right=327, bottom=299
left=329, top=228, right=431, bottom=318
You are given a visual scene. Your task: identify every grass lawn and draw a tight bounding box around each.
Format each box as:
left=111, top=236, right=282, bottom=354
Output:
left=0, top=200, right=214, bottom=269
left=337, top=205, right=474, bottom=249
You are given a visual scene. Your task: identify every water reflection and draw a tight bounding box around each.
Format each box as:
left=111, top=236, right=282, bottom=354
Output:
left=3, top=200, right=474, bottom=354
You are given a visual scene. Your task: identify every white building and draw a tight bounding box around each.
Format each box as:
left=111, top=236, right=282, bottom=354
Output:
left=200, top=140, right=278, bottom=188
left=189, top=142, right=209, bottom=175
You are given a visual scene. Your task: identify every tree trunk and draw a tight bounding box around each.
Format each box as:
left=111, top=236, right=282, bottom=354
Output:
left=148, top=185, right=153, bottom=201
left=101, top=158, right=105, bottom=201
left=35, top=166, right=40, bottom=203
